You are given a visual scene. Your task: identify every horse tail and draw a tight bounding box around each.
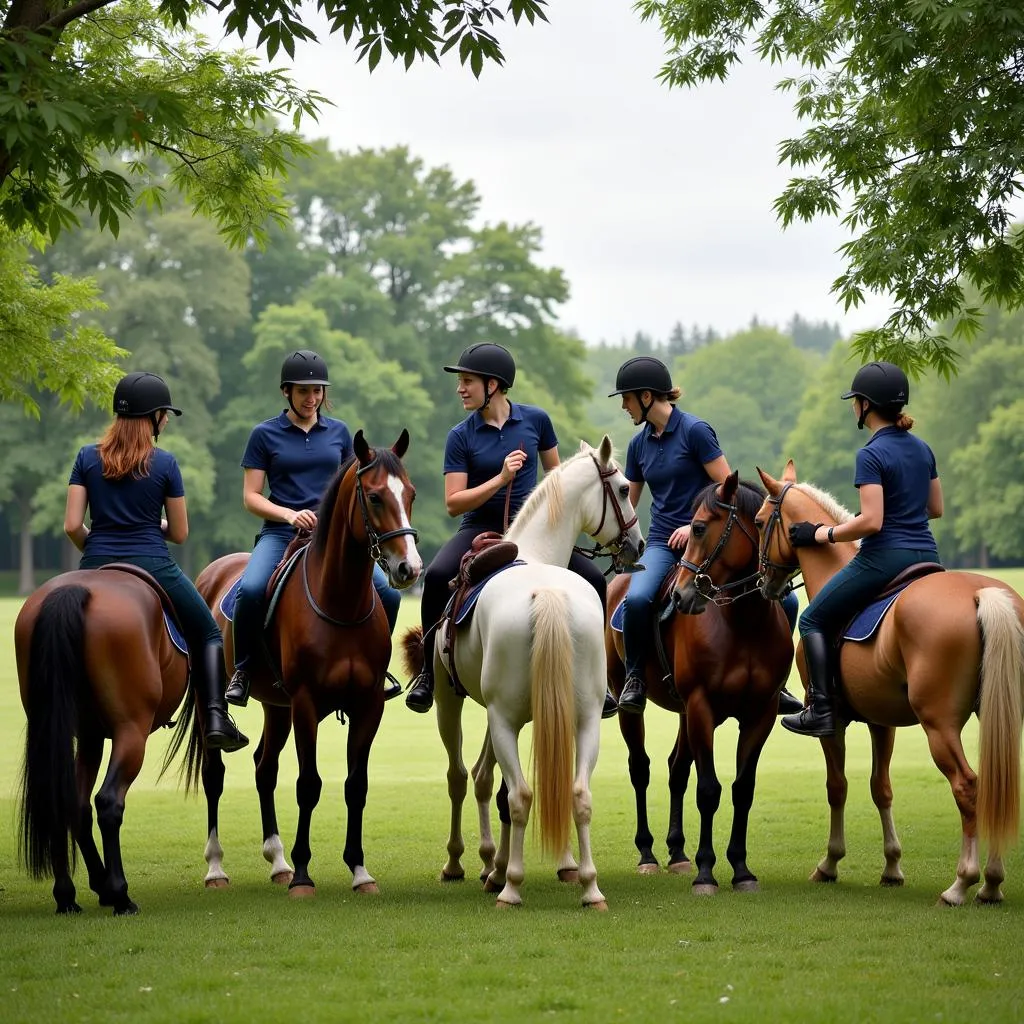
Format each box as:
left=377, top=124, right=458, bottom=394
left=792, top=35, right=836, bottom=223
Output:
left=529, top=587, right=574, bottom=857
left=18, top=585, right=90, bottom=879
left=401, top=625, right=425, bottom=677
left=159, top=682, right=201, bottom=793
left=976, top=587, right=1024, bottom=858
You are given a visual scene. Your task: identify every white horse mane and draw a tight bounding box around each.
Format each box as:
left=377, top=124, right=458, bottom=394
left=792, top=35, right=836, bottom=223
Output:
left=793, top=482, right=855, bottom=525
left=507, top=445, right=608, bottom=537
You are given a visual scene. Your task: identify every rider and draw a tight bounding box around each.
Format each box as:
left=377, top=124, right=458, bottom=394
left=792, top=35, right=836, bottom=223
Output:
left=64, top=371, right=249, bottom=753
left=405, top=342, right=616, bottom=716
left=610, top=355, right=803, bottom=715
left=225, top=350, right=403, bottom=706
left=783, top=360, right=944, bottom=737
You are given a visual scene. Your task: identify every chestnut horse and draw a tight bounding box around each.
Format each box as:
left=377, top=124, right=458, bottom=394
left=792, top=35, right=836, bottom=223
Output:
left=193, top=430, right=421, bottom=897
left=606, top=472, right=794, bottom=894
left=15, top=571, right=190, bottom=914
left=756, top=460, right=1024, bottom=904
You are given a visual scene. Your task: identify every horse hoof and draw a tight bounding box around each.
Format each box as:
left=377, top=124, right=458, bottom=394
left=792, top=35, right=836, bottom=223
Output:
left=584, top=900, right=609, bottom=912
left=667, top=860, right=692, bottom=875
left=354, top=882, right=380, bottom=895
left=205, top=877, right=230, bottom=889
left=441, top=871, right=465, bottom=883
left=810, top=868, right=837, bottom=883
left=482, top=877, right=502, bottom=893
left=288, top=885, right=316, bottom=899
left=975, top=892, right=1003, bottom=906
left=56, top=903, right=83, bottom=915
left=937, top=895, right=963, bottom=908
left=495, top=899, right=520, bottom=910
left=637, top=863, right=660, bottom=876
left=733, top=879, right=759, bottom=894
left=114, top=900, right=140, bottom=916
left=692, top=884, right=718, bottom=897
left=880, top=875, right=905, bottom=887
left=271, top=871, right=294, bottom=886
left=557, top=868, right=579, bottom=884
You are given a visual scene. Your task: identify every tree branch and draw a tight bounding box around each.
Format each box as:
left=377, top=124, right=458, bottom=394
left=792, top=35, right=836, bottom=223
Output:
left=40, top=0, right=121, bottom=34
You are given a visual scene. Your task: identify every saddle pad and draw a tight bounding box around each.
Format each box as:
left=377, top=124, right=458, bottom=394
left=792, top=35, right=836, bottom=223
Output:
left=218, top=544, right=306, bottom=625
left=450, top=560, right=527, bottom=626
left=610, top=593, right=676, bottom=633
left=843, top=591, right=902, bottom=643
left=164, top=610, right=188, bottom=655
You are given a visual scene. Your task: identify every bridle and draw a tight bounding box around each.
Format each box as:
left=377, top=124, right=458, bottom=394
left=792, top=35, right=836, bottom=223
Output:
left=572, top=454, right=640, bottom=576
left=677, top=496, right=762, bottom=605
left=757, top=481, right=804, bottom=599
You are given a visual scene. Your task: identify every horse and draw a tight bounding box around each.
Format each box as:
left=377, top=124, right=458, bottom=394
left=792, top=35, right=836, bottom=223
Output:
left=755, top=460, right=1024, bottom=905
left=604, top=471, right=794, bottom=894
left=193, top=430, right=421, bottom=897
left=402, top=437, right=644, bottom=909
left=15, top=570, right=191, bottom=914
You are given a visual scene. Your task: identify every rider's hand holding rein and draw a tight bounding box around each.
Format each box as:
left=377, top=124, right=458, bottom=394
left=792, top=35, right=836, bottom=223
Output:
left=500, top=447, right=527, bottom=485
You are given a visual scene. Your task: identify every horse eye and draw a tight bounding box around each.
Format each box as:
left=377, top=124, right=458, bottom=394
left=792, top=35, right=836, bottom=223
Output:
left=619, top=484, right=629, bottom=498
left=368, top=493, right=383, bottom=506
left=755, top=519, right=765, bottom=531
left=691, top=522, right=706, bottom=538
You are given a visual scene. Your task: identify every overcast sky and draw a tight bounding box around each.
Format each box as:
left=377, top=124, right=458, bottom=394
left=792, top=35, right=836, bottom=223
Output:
left=227, top=0, right=893, bottom=345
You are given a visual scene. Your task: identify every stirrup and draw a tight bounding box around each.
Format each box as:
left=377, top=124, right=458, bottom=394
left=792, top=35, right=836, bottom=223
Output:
left=383, top=672, right=403, bottom=702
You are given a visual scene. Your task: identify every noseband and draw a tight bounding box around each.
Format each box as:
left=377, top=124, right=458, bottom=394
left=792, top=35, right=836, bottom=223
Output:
left=757, top=481, right=803, bottom=598
left=677, top=497, right=762, bottom=604
left=355, top=456, right=419, bottom=576
left=573, top=455, right=640, bottom=575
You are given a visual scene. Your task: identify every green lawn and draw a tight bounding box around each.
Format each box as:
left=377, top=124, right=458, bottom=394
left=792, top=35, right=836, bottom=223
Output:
left=1, top=584, right=1023, bottom=1023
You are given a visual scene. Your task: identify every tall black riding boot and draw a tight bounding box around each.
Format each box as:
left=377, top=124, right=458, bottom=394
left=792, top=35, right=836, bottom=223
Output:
left=198, top=644, right=249, bottom=753
left=781, top=632, right=835, bottom=737
left=405, top=668, right=435, bottom=714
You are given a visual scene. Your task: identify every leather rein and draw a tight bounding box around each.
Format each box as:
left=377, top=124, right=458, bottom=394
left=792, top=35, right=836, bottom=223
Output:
left=570, top=454, right=640, bottom=575
left=757, top=481, right=804, bottom=599
left=676, top=496, right=763, bottom=605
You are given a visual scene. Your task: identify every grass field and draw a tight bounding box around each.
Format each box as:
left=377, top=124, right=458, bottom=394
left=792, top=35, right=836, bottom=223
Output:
left=2, top=581, right=1023, bottom=1023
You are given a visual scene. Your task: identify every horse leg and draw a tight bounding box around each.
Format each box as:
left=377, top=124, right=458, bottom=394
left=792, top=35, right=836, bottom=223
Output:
left=485, top=778, right=512, bottom=893
left=618, top=709, right=658, bottom=873
left=977, top=852, right=1005, bottom=905
left=867, top=723, right=904, bottom=886
left=255, top=704, right=294, bottom=885
left=342, top=707, right=383, bottom=894
left=94, top=726, right=147, bottom=915
left=919, top=721, right=980, bottom=906
left=727, top=710, right=775, bottom=893
left=666, top=715, right=693, bottom=873
left=572, top=705, right=607, bottom=909
left=812, top=729, right=849, bottom=883
left=486, top=707, right=530, bottom=908
left=74, top=728, right=111, bottom=906
left=471, top=731, right=497, bottom=881
left=688, top=700, right=721, bottom=895
left=436, top=685, right=468, bottom=882
left=200, top=748, right=228, bottom=888
left=288, top=700, right=323, bottom=898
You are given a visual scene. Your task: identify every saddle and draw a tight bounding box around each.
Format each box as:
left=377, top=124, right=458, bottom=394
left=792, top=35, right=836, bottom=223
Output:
left=439, top=532, right=521, bottom=697
left=94, top=563, right=190, bottom=662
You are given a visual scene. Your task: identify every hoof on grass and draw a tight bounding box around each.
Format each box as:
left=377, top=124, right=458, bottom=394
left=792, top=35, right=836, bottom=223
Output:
left=354, top=881, right=380, bottom=895
left=692, top=883, right=718, bottom=897
left=733, top=879, right=759, bottom=894
left=441, top=870, right=465, bottom=883
left=495, top=899, right=520, bottom=910
left=667, top=860, right=692, bottom=875
left=114, top=900, right=140, bottom=916
left=880, top=875, right=905, bottom=887
left=205, top=877, right=230, bottom=890
left=557, top=868, right=579, bottom=884
left=288, top=885, right=316, bottom=899
left=583, top=900, right=609, bottom=912
left=810, top=868, right=837, bottom=883
left=637, top=863, right=660, bottom=876
left=271, top=871, right=294, bottom=886
left=975, top=892, right=1003, bottom=906
left=56, top=903, right=83, bottom=916
left=482, top=877, right=502, bottom=893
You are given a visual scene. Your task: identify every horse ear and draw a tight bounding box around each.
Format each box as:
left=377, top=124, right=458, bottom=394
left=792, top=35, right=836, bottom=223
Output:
left=577, top=439, right=589, bottom=454
left=392, top=429, right=410, bottom=459
left=719, top=470, right=739, bottom=501
left=757, top=466, right=781, bottom=495
left=783, top=459, right=797, bottom=482
left=598, top=434, right=613, bottom=466
left=353, top=430, right=373, bottom=467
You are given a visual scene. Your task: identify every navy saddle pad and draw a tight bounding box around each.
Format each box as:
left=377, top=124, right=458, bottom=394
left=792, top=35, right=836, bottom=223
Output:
left=843, top=590, right=904, bottom=643
left=164, top=611, right=188, bottom=655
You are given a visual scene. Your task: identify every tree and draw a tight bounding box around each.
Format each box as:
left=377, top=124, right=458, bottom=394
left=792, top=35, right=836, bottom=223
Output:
left=639, top=0, right=1024, bottom=373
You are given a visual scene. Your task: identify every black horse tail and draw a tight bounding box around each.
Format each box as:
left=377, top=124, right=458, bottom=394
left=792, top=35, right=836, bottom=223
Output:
left=19, top=584, right=90, bottom=879
left=158, top=681, right=201, bottom=793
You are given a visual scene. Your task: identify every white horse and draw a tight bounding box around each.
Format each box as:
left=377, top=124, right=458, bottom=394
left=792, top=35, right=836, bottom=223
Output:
left=404, top=437, right=644, bottom=909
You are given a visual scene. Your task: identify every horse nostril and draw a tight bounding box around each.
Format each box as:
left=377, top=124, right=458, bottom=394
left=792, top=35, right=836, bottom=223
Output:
left=637, top=538, right=646, bottom=557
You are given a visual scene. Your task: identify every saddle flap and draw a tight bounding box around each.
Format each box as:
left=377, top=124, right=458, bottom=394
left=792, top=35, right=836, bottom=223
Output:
left=876, top=561, right=944, bottom=600
left=463, top=541, right=520, bottom=588
left=842, top=563, right=945, bottom=644
left=94, top=563, right=189, bottom=659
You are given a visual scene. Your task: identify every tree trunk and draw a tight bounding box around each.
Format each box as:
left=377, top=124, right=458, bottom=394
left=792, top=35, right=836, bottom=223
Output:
left=61, top=537, right=80, bottom=572
left=978, top=542, right=989, bottom=570
left=17, top=493, right=34, bottom=595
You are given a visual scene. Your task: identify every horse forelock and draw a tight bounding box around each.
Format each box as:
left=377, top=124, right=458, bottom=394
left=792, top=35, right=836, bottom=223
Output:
left=693, top=478, right=765, bottom=522
left=792, top=482, right=855, bottom=525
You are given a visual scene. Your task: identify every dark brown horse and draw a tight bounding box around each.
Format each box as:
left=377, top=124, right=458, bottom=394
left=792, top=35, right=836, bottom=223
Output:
left=756, top=460, right=1024, bottom=904
left=194, top=430, right=421, bottom=897
left=605, top=472, right=794, bottom=893
left=15, top=571, right=190, bottom=914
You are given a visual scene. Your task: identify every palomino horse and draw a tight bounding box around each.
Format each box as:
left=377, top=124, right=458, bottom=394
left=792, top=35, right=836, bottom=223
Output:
left=756, top=460, right=1024, bottom=904
left=193, top=430, right=421, bottom=896
left=403, top=437, right=644, bottom=909
left=605, top=472, right=794, bottom=893
left=15, top=571, right=190, bottom=914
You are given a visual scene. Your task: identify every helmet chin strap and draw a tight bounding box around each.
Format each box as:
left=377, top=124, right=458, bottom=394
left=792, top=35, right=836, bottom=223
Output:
left=857, top=399, right=871, bottom=430
left=150, top=413, right=162, bottom=442
left=480, top=379, right=497, bottom=412
left=637, top=391, right=654, bottom=424
left=285, top=385, right=323, bottom=422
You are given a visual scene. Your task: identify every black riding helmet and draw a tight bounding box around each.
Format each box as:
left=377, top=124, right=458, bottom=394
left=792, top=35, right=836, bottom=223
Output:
left=443, top=343, right=515, bottom=410
left=113, top=372, right=181, bottom=440
left=609, top=355, right=673, bottom=424
left=841, top=361, right=909, bottom=429
left=280, top=349, right=330, bottom=387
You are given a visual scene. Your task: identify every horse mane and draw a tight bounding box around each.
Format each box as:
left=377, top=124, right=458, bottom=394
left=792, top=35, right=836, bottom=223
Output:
left=793, top=482, right=855, bottom=525
left=507, top=446, right=603, bottom=538
left=311, top=447, right=406, bottom=554
left=693, top=478, right=766, bottom=522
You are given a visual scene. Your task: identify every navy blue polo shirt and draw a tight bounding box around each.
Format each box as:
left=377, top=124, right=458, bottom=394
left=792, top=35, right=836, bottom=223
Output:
left=854, top=426, right=938, bottom=553
left=69, top=444, right=184, bottom=558
left=625, top=407, right=723, bottom=545
left=241, top=412, right=352, bottom=535
left=444, top=403, right=558, bottom=529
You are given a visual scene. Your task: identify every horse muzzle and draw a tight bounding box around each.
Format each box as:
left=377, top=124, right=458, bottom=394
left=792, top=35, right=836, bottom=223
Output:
left=673, top=579, right=708, bottom=615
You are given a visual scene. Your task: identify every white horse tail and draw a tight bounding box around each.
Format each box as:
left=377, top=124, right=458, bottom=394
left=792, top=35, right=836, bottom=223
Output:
left=530, top=587, right=575, bottom=857
left=976, top=587, right=1024, bottom=858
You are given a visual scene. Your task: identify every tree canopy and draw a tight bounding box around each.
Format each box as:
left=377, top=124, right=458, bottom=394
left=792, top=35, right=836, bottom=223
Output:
left=638, top=0, right=1024, bottom=375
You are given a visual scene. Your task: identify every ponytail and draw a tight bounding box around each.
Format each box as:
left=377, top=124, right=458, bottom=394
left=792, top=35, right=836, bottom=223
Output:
left=666, top=386, right=682, bottom=403
left=894, top=412, right=914, bottom=431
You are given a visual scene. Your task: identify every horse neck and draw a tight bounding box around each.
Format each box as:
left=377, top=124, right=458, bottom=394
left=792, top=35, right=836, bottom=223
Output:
left=792, top=508, right=856, bottom=600
left=507, top=482, right=585, bottom=565
left=312, top=479, right=374, bottom=616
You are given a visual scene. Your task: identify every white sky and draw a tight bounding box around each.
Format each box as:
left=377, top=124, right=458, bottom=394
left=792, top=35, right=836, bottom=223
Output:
left=219, top=0, right=894, bottom=345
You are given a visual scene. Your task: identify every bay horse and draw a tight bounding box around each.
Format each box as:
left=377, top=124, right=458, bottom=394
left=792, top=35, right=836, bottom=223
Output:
left=605, top=471, right=794, bottom=894
left=193, top=430, right=421, bottom=897
left=756, top=460, right=1024, bottom=905
left=15, top=571, right=190, bottom=914
left=403, top=437, right=644, bottom=909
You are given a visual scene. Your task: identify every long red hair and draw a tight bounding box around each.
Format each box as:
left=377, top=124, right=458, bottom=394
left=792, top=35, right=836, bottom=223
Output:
left=97, top=416, right=156, bottom=480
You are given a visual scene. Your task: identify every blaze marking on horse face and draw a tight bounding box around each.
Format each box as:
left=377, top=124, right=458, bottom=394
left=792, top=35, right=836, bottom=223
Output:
left=387, top=474, right=423, bottom=572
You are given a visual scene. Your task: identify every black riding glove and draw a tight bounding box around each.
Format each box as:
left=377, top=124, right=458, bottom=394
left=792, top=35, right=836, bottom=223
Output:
left=788, top=521, right=823, bottom=547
